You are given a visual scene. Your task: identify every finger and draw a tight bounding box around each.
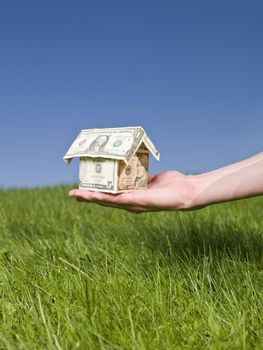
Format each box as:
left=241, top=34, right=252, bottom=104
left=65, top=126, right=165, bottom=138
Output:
left=70, top=190, right=141, bottom=208
left=73, top=192, right=162, bottom=213
left=97, top=202, right=147, bottom=213
left=123, top=208, right=146, bottom=214
left=74, top=195, right=147, bottom=212
left=69, top=189, right=120, bottom=203
left=69, top=189, right=149, bottom=207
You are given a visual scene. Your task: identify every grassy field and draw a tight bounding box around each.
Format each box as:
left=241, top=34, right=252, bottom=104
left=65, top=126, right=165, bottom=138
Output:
left=0, top=186, right=263, bottom=349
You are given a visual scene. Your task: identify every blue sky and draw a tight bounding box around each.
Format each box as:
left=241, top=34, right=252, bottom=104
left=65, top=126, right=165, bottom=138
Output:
left=0, top=0, right=262, bottom=187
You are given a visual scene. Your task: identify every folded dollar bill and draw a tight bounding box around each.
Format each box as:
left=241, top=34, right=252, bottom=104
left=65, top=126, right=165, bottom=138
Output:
left=63, top=126, right=160, bottom=193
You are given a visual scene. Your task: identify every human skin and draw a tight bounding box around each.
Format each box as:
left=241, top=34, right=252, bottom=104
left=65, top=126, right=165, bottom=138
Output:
left=69, top=152, right=263, bottom=213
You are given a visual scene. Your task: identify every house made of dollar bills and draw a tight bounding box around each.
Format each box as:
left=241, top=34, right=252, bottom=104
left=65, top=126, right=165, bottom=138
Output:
left=63, top=126, right=160, bottom=193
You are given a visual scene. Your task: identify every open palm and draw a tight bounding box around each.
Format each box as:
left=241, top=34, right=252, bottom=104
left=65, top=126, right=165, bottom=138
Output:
left=69, top=171, right=197, bottom=213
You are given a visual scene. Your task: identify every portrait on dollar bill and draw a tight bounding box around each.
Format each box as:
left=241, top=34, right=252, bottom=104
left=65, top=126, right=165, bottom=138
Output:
left=134, top=154, right=148, bottom=188
left=87, top=135, right=109, bottom=153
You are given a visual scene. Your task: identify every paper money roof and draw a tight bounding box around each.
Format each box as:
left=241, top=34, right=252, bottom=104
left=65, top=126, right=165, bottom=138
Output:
left=63, top=126, right=160, bottom=165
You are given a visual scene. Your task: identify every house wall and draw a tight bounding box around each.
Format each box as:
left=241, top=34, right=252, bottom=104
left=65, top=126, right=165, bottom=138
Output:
left=117, top=153, right=149, bottom=191
left=78, top=152, right=149, bottom=193
left=79, top=157, right=117, bottom=193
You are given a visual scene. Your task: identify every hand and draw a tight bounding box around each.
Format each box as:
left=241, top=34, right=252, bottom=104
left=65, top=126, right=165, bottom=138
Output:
left=68, top=171, right=198, bottom=213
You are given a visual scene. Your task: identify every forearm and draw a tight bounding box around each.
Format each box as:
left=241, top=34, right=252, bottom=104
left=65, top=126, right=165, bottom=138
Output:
left=190, top=152, right=263, bottom=208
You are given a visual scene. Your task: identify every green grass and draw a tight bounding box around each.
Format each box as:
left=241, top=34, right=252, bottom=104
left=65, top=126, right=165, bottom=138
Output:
left=0, top=186, right=263, bottom=349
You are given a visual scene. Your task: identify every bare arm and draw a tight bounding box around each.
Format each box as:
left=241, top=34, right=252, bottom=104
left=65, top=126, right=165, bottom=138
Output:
left=69, top=152, right=263, bottom=213
left=191, top=152, right=263, bottom=207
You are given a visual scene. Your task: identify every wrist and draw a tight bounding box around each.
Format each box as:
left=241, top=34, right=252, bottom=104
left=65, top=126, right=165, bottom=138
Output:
left=184, top=173, right=215, bottom=210
left=177, top=174, right=207, bottom=210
